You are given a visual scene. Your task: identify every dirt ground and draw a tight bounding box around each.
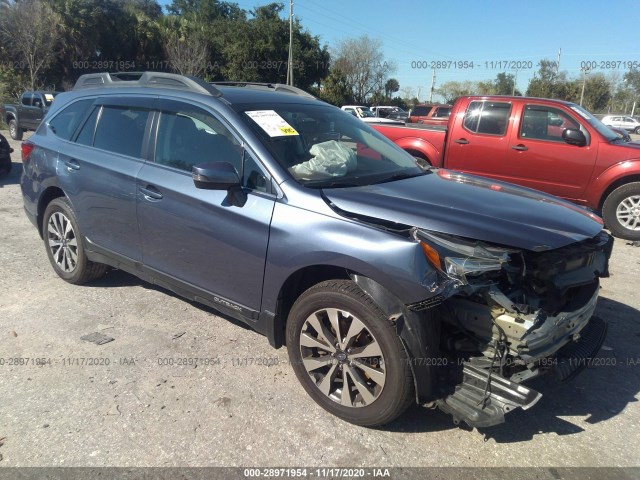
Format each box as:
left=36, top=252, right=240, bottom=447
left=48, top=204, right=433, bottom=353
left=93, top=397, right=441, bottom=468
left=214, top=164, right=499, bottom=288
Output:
left=0, top=130, right=639, bottom=472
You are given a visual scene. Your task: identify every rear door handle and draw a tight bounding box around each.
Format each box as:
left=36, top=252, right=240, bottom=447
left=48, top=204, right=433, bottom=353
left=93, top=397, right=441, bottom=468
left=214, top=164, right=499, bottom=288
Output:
left=64, top=159, right=80, bottom=171
left=140, top=185, right=163, bottom=200
left=454, top=138, right=469, bottom=145
left=511, top=144, right=528, bottom=151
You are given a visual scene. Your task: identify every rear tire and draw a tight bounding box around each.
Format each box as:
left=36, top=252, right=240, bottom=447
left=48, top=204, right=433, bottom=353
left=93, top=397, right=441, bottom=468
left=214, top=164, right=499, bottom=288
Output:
left=286, top=280, right=414, bottom=426
left=42, top=197, right=107, bottom=284
left=602, top=182, right=640, bottom=240
left=8, top=119, right=23, bottom=141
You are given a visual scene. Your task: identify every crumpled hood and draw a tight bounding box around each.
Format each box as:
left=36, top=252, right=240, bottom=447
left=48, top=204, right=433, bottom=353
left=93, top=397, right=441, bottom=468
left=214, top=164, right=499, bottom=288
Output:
left=322, top=170, right=603, bottom=251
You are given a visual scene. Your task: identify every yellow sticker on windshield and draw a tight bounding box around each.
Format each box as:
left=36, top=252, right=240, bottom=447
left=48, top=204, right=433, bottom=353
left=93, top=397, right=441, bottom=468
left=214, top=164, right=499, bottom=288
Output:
left=246, top=110, right=299, bottom=137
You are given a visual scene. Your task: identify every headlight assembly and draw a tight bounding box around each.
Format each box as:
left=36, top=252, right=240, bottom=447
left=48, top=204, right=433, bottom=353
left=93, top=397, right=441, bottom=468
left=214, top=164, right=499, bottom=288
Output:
left=415, top=229, right=515, bottom=286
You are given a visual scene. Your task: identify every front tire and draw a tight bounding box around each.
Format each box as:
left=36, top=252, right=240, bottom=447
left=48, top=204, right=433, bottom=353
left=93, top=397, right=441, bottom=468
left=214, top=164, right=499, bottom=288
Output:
left=42, top=198, right=107, bottom=284
left=286, top=280, right=414, bottom=426
left=602, top=182, right=640, bottom=240
left=8, top=119, right=23, bottom=140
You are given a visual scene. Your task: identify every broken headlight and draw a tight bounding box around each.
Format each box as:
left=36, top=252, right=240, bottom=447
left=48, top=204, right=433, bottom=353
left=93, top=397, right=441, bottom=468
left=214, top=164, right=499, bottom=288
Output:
left=415, top=229, right=514, bottom=286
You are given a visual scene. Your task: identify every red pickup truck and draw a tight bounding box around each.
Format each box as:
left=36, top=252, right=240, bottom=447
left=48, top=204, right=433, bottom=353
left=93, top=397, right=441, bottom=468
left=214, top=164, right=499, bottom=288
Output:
left=373, top=95, right=640, bottom=240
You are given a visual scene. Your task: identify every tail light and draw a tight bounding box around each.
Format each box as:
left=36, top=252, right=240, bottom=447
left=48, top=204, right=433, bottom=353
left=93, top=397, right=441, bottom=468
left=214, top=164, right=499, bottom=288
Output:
left=21, top=142, right=35, bottom=163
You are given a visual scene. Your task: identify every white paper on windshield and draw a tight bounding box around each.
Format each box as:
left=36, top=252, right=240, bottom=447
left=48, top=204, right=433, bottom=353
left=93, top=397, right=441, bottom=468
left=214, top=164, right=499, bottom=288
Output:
left=246, top=110, right=299, bottom=137
left=44, top=94, right=55, bottom=103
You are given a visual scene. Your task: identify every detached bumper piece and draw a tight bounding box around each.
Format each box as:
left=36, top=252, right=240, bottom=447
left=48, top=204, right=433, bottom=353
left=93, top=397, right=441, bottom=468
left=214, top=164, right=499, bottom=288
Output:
left=436, top=363, right=542, bottom=428
left=553, top=315, right=608, bottom=382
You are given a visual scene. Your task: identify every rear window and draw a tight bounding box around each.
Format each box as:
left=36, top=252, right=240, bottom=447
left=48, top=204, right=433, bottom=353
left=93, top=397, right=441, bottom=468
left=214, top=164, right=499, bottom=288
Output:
left=48, top=99, right=94, bottom=141
left=434, top=107, right=451, bottom=118
left=412, top=106, right=433, bottom=117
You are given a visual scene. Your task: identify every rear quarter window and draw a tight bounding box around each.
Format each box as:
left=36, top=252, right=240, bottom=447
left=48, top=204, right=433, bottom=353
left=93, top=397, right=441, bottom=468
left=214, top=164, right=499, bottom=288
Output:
left=48, top=99, right=95, bottom=141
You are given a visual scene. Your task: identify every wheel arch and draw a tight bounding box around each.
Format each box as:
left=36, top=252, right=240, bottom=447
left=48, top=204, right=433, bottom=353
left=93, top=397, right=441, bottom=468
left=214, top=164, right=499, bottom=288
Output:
left=597, top=173, right=640, bottom=211
left=395, top=138, right=442, bottom=166
left=269, top=264, right=352, bottom=348
left=4, top=111, right=16, bottom=125
left=37, top=186, right=66, bottom=238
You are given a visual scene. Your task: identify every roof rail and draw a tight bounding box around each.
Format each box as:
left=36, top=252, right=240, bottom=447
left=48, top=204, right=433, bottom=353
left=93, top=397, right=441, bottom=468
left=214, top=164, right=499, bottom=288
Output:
left=73, top=72, right=223, bottom=97
left=210, top=81, right=316, bottom=99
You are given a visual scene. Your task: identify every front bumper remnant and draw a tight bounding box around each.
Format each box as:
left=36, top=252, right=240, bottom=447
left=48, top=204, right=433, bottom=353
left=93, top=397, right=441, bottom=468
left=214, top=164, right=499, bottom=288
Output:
left=437, top=315, right=608, bottom=428
left=436, top=363, right=541, bottom=428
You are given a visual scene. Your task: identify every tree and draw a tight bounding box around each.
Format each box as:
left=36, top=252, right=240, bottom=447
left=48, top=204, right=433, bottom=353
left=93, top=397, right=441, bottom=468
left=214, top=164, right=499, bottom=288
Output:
left=318, top=68, right=352, bottom=106
left=526, top=59, right=574, bottom=100
left=332, top=35, right=395, bottom=103
left=436, top=80, right=478, bottom=103
left=494, top=72, right=520, bottom=95
left=160, top=16, right=209, bottom=77
left=576, top=73, right=611, bottom=112
left=384, top=78, right=399, bottom=99
left=0, top=0, right=62, bottom=90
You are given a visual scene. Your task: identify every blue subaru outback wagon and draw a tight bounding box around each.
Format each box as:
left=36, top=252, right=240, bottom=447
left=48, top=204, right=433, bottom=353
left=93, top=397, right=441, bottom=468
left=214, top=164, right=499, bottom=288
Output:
left=21, top=72, right=613, bottom=428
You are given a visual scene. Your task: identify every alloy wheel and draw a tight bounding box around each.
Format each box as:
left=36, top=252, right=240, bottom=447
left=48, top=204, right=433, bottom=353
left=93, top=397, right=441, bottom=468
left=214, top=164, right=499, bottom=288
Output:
left=616, top=195, right=640, bottom=231
left=47, top=212, right=78, bottom=272
left=299, top=308, right=386, bottom=407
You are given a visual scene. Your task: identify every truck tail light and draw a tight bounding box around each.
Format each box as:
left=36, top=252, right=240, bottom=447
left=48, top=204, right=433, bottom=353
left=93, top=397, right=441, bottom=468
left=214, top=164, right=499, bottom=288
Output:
left=21, top=142, right=35, bottom=163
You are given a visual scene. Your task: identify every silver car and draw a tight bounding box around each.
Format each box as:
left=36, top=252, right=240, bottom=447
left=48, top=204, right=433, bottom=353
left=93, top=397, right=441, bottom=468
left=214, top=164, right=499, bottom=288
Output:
left=601, top=115, right=640, bottom=133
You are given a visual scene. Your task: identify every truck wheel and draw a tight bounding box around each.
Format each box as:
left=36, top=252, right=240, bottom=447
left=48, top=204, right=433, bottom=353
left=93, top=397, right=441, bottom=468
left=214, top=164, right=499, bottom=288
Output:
left=286, top=280, right=414, bottom=426
left=42, top=197, right=107, bottom=284
left=8, top=119, right=23, bottom=140
left=635, top=127, right=640, bottom=135
left=602, top=182, right=640, bottom=240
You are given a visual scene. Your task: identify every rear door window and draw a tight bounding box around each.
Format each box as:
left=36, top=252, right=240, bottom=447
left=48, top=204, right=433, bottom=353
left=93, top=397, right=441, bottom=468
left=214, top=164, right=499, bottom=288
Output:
left=75, top=106, right=100, bottom=146
left=463, top=101, right=511, bottom=135
left=93, top=106, right=150, bottom=158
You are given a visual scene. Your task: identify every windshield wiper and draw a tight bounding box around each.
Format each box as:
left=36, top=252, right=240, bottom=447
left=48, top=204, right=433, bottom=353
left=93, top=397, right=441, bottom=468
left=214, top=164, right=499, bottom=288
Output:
left=304, top=179, right=362, bottom=189
left=372, top=170, right=429, bottom=185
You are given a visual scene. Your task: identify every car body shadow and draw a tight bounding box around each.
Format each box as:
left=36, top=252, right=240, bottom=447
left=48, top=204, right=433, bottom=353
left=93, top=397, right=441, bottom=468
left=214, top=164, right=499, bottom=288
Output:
left=0, top=162, right=21, bottom=187
left=88, top=268, right=253, bottom=331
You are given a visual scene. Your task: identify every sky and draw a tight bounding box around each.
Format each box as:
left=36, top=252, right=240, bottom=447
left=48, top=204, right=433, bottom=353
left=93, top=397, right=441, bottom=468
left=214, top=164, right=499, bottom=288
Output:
left=164, top=0, right=640, bottom=102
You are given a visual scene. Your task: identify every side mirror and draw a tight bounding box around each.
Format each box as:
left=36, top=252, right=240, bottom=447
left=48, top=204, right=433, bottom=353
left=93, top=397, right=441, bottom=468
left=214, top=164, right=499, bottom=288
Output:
left=34, top=100, right=42, bottom=108
left=192, top=162, right=240, bottom=190
left=562, top=128, right=587, bottom=147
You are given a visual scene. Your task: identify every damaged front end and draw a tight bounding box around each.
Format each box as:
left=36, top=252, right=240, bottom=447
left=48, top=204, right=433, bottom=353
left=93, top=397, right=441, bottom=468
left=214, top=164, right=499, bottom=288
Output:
left=413, top=228, right=613, bottom=428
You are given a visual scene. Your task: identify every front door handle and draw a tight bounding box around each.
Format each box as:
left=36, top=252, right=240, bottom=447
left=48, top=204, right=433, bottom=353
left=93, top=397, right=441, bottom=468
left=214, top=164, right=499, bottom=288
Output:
left=140, top=185, right=163, bottom=200
left=511, top=144, right=529, bottom=151
left=454, top=138, right=469, bottom=145
left=64, top=159, right=80, bottom=171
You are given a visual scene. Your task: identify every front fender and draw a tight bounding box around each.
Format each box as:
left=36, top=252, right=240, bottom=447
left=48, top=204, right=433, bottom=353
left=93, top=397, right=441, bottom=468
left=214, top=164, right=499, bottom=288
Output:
left=586, top=158, right=640, bottom=208
left=262, top=201, right=440, bottom=316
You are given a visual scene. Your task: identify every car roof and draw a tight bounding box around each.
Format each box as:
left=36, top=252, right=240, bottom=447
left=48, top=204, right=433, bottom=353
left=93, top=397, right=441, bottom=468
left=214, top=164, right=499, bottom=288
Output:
left=68, top=72, right=324, bottom=108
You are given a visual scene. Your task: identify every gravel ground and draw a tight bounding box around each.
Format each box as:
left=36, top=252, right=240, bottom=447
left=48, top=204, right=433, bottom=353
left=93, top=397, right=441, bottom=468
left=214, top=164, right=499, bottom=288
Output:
left=0, top=130, right=639, bottom=472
